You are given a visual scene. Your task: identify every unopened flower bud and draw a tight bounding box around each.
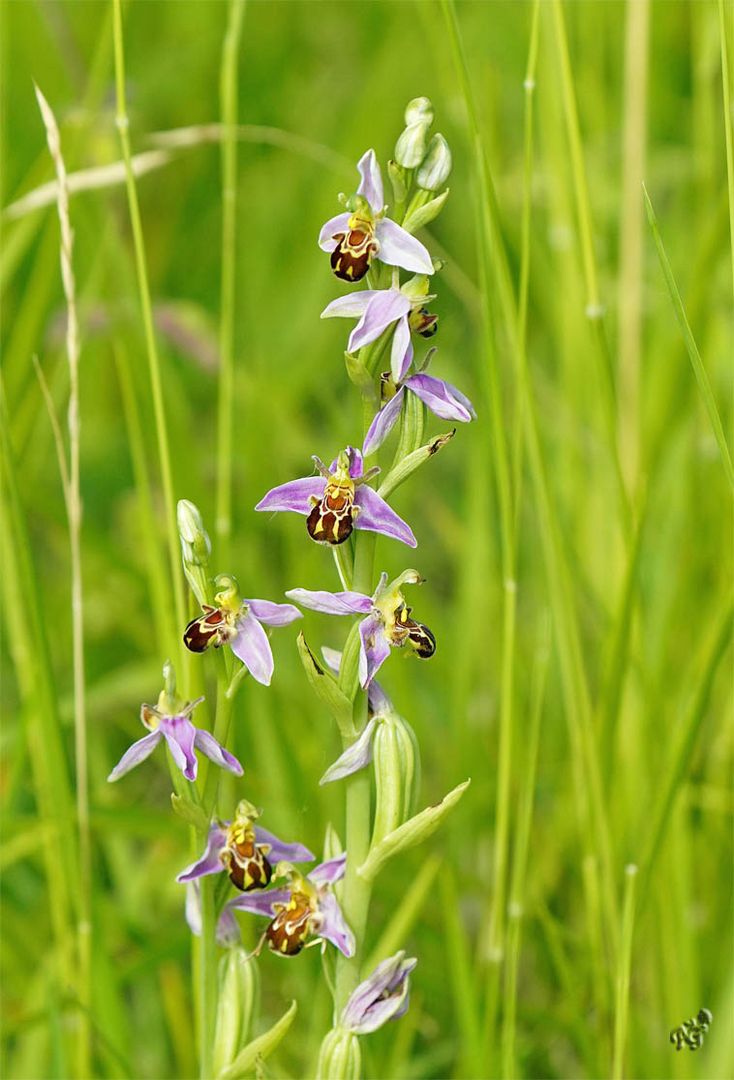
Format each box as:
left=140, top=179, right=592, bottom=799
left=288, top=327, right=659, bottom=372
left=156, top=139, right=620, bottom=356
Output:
left=316, top=1027, right=361, bottom=1080
left=416, top=133, right=452, bottom=191
left=372, top=713, right=421, bottom=845
left=212, top=948, right=260, bottom=1076
left=178, top=499, right=211, bottom=606
left=177, top=499, right=211, bottom=566
left=395, top=98, right=434, bottom=169
left=405, top=97, right=434, bottom=127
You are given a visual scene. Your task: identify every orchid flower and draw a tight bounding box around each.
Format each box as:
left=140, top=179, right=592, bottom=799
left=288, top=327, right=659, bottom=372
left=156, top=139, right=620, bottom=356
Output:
left=255, top=446, right=416, bottom=548
left=287, top=569, right=435, bottom=687
left=107, top=689, right=242, bottom=784
left=321, top=279, right=438, bottom=382
left=227, top=853, right=355, bottom=958
left=318, top=149, right=434, bottom=282
left=183, top=573, right=301, bottom=686
left=177, top=800, right=314, bottom=892
left=363, top=365, right=476, bottom=456
left=341, top=951, right=417, bottom=1034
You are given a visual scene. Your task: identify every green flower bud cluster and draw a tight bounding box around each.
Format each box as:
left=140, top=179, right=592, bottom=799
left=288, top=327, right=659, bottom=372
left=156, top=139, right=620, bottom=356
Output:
left=391, top=97, right=452, bottom=238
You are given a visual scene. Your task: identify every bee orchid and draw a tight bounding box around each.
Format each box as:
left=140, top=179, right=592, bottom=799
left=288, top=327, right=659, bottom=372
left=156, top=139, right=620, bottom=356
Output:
left=321, top=283, right=439, bottom=382
left=107, top=692, right=242, bottom=783
left=176, top=800, right=314, bottom=892
left=255, top=446, right=416, bottom=548
left=363, top=368, right=475, bottom=456
left=183, top=574, right=301, bottom=686
left=287, top=569, right=435, bottom=688
left=341, top=951, right=417, bottom=1034
left=319, top=149, right=434, bottom=282
left=227, top=853, right=355, bottom=958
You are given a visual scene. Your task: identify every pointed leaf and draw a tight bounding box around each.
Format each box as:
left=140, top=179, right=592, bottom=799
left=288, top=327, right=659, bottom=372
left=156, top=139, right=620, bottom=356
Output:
left=377, top=429, right=456, bottom=500
left=357, top=779, right=471, bottom=883
left=296, top=633, right=355, bottom=737
left=216, top=1000, right=297, bottom=1079
left=402, top=189, right=450, bottom=233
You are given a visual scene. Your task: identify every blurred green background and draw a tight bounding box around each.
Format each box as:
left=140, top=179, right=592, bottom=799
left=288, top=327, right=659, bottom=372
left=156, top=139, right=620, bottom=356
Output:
left=1, top=1, right=732, bottom=1078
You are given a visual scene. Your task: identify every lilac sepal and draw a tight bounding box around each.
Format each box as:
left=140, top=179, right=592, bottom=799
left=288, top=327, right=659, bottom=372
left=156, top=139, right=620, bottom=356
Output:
left=106, top=730, right=162, bottom=781
left=405, top=373, right=476, bottom=422
left=318, top=212, right=351, bottom=249
left=318, top=892, right=356, bottom=957
left=255, top=476, right=324, bottom=514
left=321, top=291, right=376, bottom=320
left=357, top=148, right=384, bottom=212
left=376, top=217, right=434, bottom=275
left=363, top=390, right=405, bottom=457
left=349, top=290, right=411, bottom=354
left=254, top=826, right=314, bottom=864
left=194, top=729, right=244, bottom=775
left=228, top=888, right=290, bottom=917
left=308, top=852, right=347, bottom=886
left=320, top=717, right=377, bottom=784
left=231, top=612, right=274, bottom=686
left=177, top=825, right=227, bottom=883
left=341, top=951, right=417, bottom=1034
left=355, top=486, right=416, bottom=548
left=108, top=712, right=242, bottom=784
left=391, top=315, right=413, bottom=381
left=246, top=599, right=302, bottom=627
left=286, top=588, right=373, bottom=616
left=359, top=614, right=392, bottom=686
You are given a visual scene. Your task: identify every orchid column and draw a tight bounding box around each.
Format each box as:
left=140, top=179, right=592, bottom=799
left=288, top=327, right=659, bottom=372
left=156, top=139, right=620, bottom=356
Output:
left=256, top=99, right=473, bottom=1074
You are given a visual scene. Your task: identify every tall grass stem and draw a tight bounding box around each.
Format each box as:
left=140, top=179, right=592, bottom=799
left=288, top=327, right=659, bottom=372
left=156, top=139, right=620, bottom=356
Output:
left=216, top=0, right=245, bottom=558
left=34, top=83, right=92, bottom=1080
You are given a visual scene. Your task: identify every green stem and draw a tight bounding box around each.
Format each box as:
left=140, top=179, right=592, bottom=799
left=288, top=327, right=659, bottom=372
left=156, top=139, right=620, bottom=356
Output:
left=216, top=0, right=245, bottom=559
left=112, top=0, right=187, bottom=644
left=334, top=531, right=376, bottom=1015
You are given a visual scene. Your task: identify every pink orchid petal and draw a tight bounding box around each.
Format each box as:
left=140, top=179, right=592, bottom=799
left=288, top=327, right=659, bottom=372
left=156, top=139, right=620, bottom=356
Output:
left=375, top=218, right=434, bottom=275
left=318, top=211, right=350, bottom=251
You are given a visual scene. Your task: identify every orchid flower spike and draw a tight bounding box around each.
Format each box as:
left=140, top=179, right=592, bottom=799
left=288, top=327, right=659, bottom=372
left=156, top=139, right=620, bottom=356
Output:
left=287, top=569, right=435, bottom=687
left=341, top=951, right=417, bottom=1034
left=255, top=446, right=416, bottom=548
left=107, top=661, right=243, bottom=783
left=177, top=800, right=314, bottom=892
left=321, top=275, right=439, bottom=382
left=227, top=853, right=355, bottom=958
left=183, top=574, right=301, bottom=686
left=319, top=149, right=434, bottom=282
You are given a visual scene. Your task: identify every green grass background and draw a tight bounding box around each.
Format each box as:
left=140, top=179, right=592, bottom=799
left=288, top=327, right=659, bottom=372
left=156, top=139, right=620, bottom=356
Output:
left=1, top=1, right=732, bottom=1078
